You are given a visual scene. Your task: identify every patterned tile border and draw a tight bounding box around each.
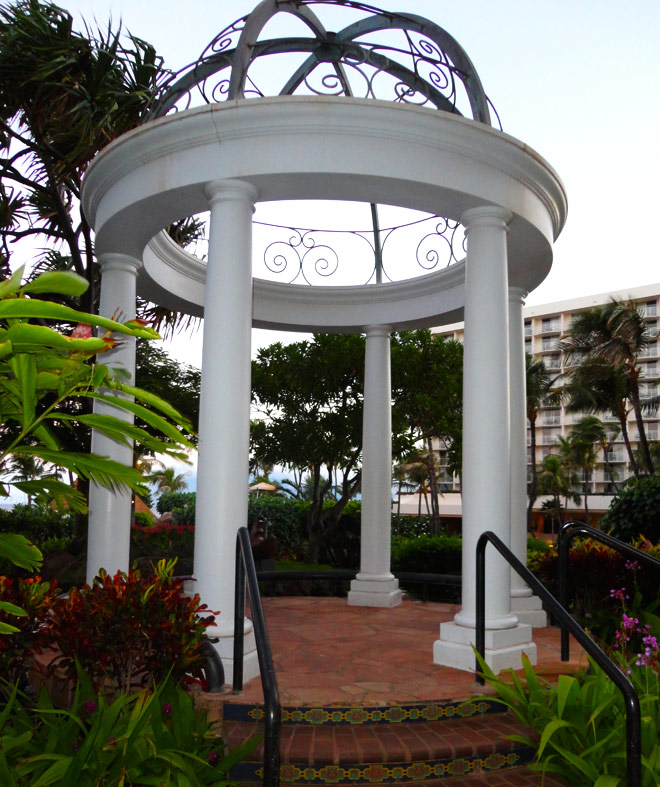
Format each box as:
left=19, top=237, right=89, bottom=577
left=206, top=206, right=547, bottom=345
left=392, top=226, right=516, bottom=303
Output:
left=223, top=698, right=507, bottom=725
left=230, top=747, right=534, bottom=784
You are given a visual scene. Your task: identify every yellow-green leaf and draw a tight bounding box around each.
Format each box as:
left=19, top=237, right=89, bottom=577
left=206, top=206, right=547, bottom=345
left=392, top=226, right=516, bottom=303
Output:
left=21, top=271, right=89, bottom=297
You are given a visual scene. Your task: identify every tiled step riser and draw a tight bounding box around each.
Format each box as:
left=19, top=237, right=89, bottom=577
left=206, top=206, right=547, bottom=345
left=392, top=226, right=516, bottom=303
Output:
left=222, top=698, right=508, bottom=726
left=232, top=749, right=535, bottom=785
left=224, top=701, right=538, bottom=785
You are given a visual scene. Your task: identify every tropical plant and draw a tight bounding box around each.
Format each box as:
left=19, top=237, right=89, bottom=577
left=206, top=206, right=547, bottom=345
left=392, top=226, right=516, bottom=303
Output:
left=537, top=454, right=579, bottom=532
left=41, top=559, right=215, bottom=693
left=0, top=574, right=54, bottom=666
left=0, top=267, right=194, bottom=580
left=477, top=651, right=660, bottom=786
left=525, top=354, right=561, bottom=529
left=0, top=670, right=255, bottom=786
left=565, top=415, right=607, bottom=524
left=560, top=298, right=656, bottom=475
left=146, top=462, right=189, bottom=495
left=0, top=0, right=168, bottom=307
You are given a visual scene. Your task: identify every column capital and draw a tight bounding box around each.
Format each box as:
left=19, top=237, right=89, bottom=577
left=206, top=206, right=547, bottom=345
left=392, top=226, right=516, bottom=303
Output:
left=508, top=286, right=528, bottom=304
left=363, top=324, right=392, bottom=338
left=97, top=252, right=141, bottom=277
left=204, top=178, right=259, bottom=209
left=461, top=205, right=513, bottom=231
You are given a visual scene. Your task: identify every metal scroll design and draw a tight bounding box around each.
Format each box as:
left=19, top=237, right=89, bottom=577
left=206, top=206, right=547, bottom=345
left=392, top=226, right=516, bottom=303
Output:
left=254, top=214, right=466, bottom=286
left=145, top=1, right=493, bottom=125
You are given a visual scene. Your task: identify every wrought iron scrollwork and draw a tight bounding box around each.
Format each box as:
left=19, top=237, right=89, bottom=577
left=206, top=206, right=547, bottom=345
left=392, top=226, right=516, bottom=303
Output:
left=145, top=0, right=495, bottom=127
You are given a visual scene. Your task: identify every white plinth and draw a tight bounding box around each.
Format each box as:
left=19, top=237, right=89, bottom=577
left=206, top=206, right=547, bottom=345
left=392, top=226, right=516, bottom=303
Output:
left=206, top=621, right=260, bottom=684
left=348, top=576, right=403, bottom=608
left=433, top=621, right=537, bottom=674
left=511, top=594, right=547, bottom=628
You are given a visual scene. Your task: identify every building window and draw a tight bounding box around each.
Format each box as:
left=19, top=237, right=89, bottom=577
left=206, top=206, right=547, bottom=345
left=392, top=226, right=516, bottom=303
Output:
left=541, top=317, right=561, bottom=333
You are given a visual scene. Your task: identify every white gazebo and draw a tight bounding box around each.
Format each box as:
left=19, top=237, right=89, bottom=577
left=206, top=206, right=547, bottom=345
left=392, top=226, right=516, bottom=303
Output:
left=81, top=0, right=566, bottom=680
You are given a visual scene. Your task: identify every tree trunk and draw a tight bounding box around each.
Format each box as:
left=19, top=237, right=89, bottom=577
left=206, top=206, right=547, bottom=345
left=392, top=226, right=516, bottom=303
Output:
left=426, top=437, right=440, bottom=534
left=583, top=469, right=589, bottom=525
left=617, top=406, right=639, bottom=478
left=630, top=380, right=654, bottom=474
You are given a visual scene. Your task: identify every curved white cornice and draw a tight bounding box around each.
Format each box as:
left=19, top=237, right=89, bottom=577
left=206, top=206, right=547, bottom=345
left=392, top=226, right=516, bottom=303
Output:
left=83, top=95, right=567, bottom=327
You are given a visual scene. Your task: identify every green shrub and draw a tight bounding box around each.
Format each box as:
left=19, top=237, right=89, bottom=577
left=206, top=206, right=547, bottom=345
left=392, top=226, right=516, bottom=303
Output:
left=391, top=515, right=432, bottom=537
left=156, top=491, right=196, bottom=521
left=0, top=504, right=74, bottom=543
left=391, top=533, right=462, bottom=574
left=248, top=496, right=306, bottom=556
left=133, top=511, right=154, bottom=528
left=602, top=474, right=660, bottom=543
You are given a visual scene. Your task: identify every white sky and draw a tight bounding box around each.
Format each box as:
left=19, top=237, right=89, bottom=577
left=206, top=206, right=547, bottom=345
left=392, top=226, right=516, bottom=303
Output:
left=54, top=0, right=660, bottom=367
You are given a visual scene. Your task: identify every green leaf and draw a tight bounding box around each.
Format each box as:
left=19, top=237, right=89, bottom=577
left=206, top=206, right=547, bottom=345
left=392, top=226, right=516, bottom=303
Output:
left=0, top=339, right=12, bottom=360
left=556, top=674, right=578, bottom=719
left=0, top=533, right=42, bottom=571
left=13, top=479, right=88, bottom=514
left=537, top=718, right=574, bottom=759
left=14, top=447, right=147, bottom=495
left=0, top=266, right=25, bottom=299
left=593, top=775, right=621, bottom=787
left=0, top=600, right=28, bottom=617
left=0, top=299, right=159, bottom=338
left=5, top=323, right=109, bottom=354
left=21, top=272, right=89, bottom=297
left=9, top=353, right=37, bottom=429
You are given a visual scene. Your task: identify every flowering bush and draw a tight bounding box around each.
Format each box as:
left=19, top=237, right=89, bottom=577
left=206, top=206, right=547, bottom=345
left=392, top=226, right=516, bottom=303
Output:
left=130, top=521, right=195, bottom=563
left=41, top=559, right=216, bottom=693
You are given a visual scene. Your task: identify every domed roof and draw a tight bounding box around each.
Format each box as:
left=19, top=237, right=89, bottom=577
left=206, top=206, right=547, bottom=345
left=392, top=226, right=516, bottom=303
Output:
left=146, top=0, right=496, bottom=125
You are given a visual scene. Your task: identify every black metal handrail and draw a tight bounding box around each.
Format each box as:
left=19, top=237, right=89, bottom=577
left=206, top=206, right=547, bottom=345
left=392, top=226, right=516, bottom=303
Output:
left=233, top=527, right=282, bottom=787
left=199, top=636, right=225, bottom=691
left=476, top=530, right=642, bottom=787
left=559, top=520, right=660, bottom=661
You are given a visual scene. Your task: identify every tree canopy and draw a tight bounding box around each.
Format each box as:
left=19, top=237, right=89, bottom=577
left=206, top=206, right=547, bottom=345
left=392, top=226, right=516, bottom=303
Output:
left=251, top=330, right=462, bottom=561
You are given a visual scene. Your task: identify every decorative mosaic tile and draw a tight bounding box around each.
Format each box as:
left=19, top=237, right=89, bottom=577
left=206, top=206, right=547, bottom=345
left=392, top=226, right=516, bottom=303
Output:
left=230, top=746, right=534, bottom=784
left=223, top=698, right=507, bottom=725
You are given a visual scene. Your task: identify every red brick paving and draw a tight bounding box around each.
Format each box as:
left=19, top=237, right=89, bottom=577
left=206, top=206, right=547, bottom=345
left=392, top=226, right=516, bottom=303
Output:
left=212, top=597, right=577, bottom=785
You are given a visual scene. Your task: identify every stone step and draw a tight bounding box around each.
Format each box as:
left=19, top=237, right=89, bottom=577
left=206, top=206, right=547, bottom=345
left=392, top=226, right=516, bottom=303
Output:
left=224, top=712, right=549, bottom=785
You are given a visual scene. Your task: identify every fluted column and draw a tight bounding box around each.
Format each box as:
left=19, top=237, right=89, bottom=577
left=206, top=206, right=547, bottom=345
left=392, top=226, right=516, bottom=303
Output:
left=434, top=206, right=536, bottom=673
left=348, top=325, right=402, bottom=608
left=194, top=178, right=259, bottom=682
left=86, top=253, right=140, bottom=584
left=509, top=287, right=547, bottom=626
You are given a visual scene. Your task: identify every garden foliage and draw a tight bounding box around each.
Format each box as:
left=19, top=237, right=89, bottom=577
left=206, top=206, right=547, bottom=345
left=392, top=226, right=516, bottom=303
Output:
left=602, top=474, right=660, bottom=543
left=0, top=669, right=255, bottom=786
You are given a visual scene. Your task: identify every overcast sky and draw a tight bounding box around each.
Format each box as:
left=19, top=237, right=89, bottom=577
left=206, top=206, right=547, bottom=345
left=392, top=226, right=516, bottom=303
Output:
left=53, top=0, right=660, bottom=366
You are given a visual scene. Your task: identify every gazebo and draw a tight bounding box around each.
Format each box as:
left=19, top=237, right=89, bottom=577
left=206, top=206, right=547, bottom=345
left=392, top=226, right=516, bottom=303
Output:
left=81, top=0, right=566, bottom=681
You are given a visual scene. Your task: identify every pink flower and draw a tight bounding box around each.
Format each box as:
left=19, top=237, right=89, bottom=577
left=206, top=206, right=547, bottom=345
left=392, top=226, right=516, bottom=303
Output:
left=71, top=323, right=93, bottom=339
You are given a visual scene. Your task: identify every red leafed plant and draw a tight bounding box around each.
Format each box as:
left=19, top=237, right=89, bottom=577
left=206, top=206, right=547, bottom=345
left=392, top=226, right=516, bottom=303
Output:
left=42, top=559, right=216, bottom=693
left=0, top=575, right=55, bottom=681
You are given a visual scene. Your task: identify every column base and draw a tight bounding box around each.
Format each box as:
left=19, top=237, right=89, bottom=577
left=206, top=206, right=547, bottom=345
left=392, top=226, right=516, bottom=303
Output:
left=347, top=577, right=403, bottom=608
left=511, top=594, right=547, bottom=628
left=433, top=621, right=537, bottom=674
left=205, top=621, right=260, bottom=684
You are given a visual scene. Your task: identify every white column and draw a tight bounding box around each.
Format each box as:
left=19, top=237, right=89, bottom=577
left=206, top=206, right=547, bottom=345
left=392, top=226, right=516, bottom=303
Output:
left=87, top=253, right=140, bottom=584
left=509, top=287, right=547, bottom=627
left=194, top=178, right=259, bottom=682
left=433, top=206, right=536, bottom=673
left=348, top=325, right=402, bottom=608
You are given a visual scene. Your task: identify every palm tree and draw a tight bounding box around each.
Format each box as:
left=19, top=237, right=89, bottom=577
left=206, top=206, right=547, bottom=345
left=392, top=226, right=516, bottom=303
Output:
left=146, top=463, right=189, bottom=495
left=526, top=355, right=561, bottom=530
left=560, top=299, right=655, bottom=474
left=563, top=362, right=638, bottom=478
left=537, top=454, right=579, bottom=533
left=566, top=416, right=606, bottom=524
